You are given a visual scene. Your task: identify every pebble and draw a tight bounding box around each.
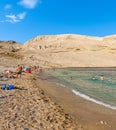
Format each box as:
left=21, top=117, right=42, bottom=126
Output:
left=0, top=74, right=75, bottom=130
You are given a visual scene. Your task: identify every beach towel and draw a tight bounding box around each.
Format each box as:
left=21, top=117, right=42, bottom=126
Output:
left=1, top=84, right=15, bottom=90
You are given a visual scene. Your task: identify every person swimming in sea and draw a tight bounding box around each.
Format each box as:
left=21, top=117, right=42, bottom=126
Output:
left=100, top=75, right=104, bottom=81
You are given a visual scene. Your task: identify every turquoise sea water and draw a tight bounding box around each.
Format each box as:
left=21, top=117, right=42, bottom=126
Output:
left=44, top=68, right=116, bottom=108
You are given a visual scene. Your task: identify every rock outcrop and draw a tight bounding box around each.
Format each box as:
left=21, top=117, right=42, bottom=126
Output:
left=0, top=40, right=22, bottom=66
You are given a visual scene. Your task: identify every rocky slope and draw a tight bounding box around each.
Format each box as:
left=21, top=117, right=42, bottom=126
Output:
left=21, top=34, right=116, bottom=67
left=0, top=34, right=116, bottom=67
left=0, top=40, right=23, bottom=66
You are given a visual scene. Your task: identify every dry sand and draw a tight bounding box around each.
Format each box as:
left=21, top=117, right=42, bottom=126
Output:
left=0, top=69, right=75, bottom=130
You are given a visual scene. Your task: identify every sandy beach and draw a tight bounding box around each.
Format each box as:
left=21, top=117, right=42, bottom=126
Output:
left=0, top=68, right=75, bottom=130
left=0, top=66, right=116, bottom=130
left=1, top=23, right=116, bottom=130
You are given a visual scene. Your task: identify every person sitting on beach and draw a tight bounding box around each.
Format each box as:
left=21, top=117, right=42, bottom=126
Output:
left=1, top=70, right=17, bottom=79
left=16, top=65, right=23, bottom=78
left=4, top=70, right=13, bottom=78
left=0, top=72, right=4, bottom=78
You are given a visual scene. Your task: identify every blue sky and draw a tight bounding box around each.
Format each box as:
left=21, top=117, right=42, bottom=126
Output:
left=0, top=0, right=116, bottom=43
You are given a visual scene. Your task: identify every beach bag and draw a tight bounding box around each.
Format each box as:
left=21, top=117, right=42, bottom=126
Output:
left=26, top=68, right=31, bottom=73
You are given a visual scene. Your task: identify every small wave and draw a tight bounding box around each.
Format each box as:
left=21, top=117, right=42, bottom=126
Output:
left=56, top=83, right=66, bottom=87
left=72, top=89, right=116, bottom=110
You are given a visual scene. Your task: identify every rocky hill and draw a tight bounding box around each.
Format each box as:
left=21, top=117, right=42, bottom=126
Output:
left=0, top=40, right=22, bottom=66
left=0, top=34, right=116, bottom=67
left=21, top=34, right=116, bottom=67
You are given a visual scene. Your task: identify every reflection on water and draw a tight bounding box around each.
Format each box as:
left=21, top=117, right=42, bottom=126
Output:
left=44, top=67, right=116, bottom=107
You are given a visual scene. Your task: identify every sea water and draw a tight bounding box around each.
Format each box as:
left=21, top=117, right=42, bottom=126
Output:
left=45, top=67, right=116, bottom=110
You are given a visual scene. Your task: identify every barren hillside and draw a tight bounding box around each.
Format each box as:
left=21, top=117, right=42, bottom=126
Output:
left=21, top=34, right=116, bottom=67
left=0, top=34, right=116, bottom=67
left=0, top=40, right=23, bottom=66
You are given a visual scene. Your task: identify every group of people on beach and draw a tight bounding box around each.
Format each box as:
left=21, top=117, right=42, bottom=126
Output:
left=0, top=65, right=42, bottom=79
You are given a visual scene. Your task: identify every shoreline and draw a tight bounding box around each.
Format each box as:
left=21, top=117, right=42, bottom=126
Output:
left=0, top=66, right=116, bottom=130
left=55, top=82, right=116, bottom=110
left=36, top=72, right=116, bottom=130
left=72, top=89, right=116, bottom=110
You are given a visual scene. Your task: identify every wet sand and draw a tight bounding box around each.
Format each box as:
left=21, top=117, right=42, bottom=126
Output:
left=36, top=72, right=116, bottom=130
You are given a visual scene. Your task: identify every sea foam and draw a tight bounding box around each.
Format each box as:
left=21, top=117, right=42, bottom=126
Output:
left=72, top=89, right=116, bottom=110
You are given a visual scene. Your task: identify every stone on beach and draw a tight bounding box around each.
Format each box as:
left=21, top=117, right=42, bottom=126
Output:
left=0, top=72, right=75, bottom=130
